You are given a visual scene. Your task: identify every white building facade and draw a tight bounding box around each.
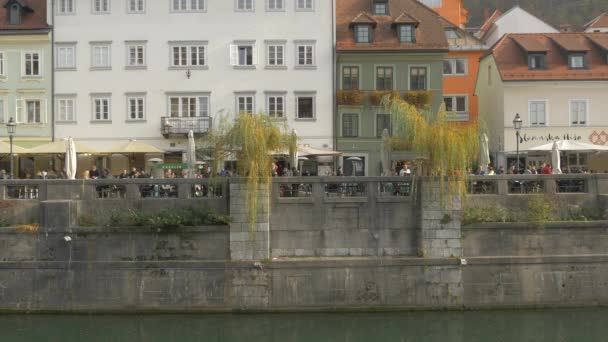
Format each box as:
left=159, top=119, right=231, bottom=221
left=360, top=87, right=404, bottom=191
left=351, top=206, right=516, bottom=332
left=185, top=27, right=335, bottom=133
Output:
left=51, top=0, right=335, bottom=171
left=477, top=6, right=558, bottom=46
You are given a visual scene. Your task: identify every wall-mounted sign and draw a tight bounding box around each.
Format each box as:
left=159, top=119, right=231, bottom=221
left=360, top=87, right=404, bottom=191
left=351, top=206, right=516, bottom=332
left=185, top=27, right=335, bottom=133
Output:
left=502, top=127, right=608, bottom=151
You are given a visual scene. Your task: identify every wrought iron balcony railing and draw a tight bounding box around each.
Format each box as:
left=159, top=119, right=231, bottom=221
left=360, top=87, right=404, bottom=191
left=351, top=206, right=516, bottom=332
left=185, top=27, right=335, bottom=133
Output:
left=161, top=116, right=212, bottom=136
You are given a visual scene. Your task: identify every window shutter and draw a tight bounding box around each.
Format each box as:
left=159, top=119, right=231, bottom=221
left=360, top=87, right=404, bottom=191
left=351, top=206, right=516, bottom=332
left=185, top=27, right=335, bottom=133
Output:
left=252, top=45, right=258, bottom=66
left=15, top=99, right=24, bottom=123
left=229, top=44, right=238, bottom=66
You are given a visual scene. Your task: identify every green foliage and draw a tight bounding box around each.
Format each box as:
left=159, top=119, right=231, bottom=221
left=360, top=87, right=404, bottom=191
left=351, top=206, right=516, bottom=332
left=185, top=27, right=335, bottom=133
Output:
left=336, top=90, right=364, bottom=106
left=0, top=217, right=8, bottom=227
left=440, top=214, right=453, bottom=225
left=79, top=214, right=95, bottom=227
left=526, top=196, right=554, bottom=224
left=462, top=205, right=511, bottom=225
left=403, top=91, right=433, bottom=109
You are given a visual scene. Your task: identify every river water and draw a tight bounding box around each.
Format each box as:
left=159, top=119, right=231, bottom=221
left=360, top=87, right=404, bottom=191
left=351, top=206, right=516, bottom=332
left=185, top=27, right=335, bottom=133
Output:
left=2, top=308, right=607, bottom=341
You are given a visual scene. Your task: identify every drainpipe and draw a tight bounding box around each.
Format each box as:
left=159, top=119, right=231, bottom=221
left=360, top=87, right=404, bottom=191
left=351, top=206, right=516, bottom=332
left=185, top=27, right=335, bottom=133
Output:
left=331, top=0, right=337, bottom=171
left=50, top=0, right=55, bottom=142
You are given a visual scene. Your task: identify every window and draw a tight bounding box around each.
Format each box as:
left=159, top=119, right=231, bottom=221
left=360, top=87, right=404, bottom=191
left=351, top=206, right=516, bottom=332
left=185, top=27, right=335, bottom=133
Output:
left=127, top=43, right=146, bottom=68
left=127, top=0, right=145, bottom=13
left=267, top=0, right=283, bottom=10
left=295, top=42, right=315, bottom=67
left=127, top=95, right=145, bottom=120
left=169, top=95, right=209, bottom=117
left=398, top=25, right=415, bottom=43
left=92, top=0, right=110, bottom=14
left=236, top=94, right=255, bottom=114
left=26, top=100, right=42, bottom=123
left=342, top=113, right=359, bottom=137
left=444, top=29, right=460, bottom=39
left=56, top=97, right=76, bottom=122
left=355, top=25, right=372, bottom=43
left=295, top=93, right=315, bottom=119
left=419, top=0, right=441, bottom=7
left=171, top=44, right=206, bottom=67
left=410, top=67, right=427, bottom=90
left=266, top=43, right=285, bottom=66
left=15, top=99, right=45, bottom=123
left=23, top=52, right=41, bottom=76
left=342, top=66, right=359, bottom=90
left=376, top=114, right=391, bottom=137
left=296, top=0, right=313, bottom=11
left=376, top=66, right=393, bottom=90
left=266, top=94, right=285, bottom=118
left=443, top=58, right=467, bottom=76
left=9, top=4, right=21, bottom=25
left=529, top=100, right=547, bottom=126
left=92, top=95, right=111, bottom=121
left=57, top=0, right=75, bottom=14
left=172, top=0, right=205, bottom=11
left=444, top=95, right=468, bottom=121
left=236, top=0, right=254, bottom=11
left=528, top=54, right=546, bottom=70
left=56, top=44, right=76, bottom=70
left=91, top=43, right=111, bottom=69
left=230, top=43, right=257, bottom=67
left=570, top=100, right=587, bottom=126
left=373, top=1, right=388, bottom=15
left=569, top=54, right=585, bottom=69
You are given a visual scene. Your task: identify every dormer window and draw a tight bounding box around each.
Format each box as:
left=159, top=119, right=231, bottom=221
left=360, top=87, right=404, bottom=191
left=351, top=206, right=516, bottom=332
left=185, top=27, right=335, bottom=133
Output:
left=8, top=3, right=21, bottom=25
left=355, top=25, right=372, bottom=43
left=373, top=0, right=388, bottom=15
left=528, top=53, right=546, bottom=70
left=569, top=54, right=585, bottom=69
left=398, top=25, right=415, bottom=43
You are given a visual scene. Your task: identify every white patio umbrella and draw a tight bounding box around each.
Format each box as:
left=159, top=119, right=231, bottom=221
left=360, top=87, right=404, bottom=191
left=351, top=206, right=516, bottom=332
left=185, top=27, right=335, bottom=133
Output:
left=479, top=133, right=490, bottom=173
left=65, top=137, right=77, bottom=180
left=380, top=128, right=391, bottom=176
left=289, top=130, right=298, bottom=171
left=186, top=130, right=196, bottom=178
left=527, top=140, right=608, bottom=152
left=551, top=141, right=562, bottom=174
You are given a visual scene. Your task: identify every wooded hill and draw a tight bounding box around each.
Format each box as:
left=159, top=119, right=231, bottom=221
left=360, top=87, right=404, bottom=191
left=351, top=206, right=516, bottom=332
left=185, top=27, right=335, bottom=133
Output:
left=464, top=0, right=607, bottom=28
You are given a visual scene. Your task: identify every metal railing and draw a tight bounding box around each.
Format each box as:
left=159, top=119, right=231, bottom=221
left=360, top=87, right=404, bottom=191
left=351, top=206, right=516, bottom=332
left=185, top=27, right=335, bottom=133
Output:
left=161, top=116, right=212, bottom=135
left=279, top=183, right=312, bottom=198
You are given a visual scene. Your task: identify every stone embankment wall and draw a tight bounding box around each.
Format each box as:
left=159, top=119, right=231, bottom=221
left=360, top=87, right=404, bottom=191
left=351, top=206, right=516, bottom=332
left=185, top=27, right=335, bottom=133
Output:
left=0, top=175, right=607, bottom=312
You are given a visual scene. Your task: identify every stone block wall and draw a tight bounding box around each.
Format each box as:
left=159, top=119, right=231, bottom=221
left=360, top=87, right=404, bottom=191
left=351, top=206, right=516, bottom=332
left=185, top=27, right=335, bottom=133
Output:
left=419, top=181, right=462, bottom=258
left=229, top=182, right=270, bottom=261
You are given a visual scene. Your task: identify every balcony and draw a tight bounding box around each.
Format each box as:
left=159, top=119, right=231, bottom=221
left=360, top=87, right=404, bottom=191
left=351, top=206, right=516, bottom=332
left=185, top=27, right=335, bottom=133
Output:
left=336, top=90, right=433, bottom=108
left=161, top=116, right=212, bottom=137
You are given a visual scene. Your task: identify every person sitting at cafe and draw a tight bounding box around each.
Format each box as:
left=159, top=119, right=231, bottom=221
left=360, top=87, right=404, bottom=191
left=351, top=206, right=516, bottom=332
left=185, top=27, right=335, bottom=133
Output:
left=119, top=169, right=129, bottom=179
left=89, top=165, right=100, bottom=179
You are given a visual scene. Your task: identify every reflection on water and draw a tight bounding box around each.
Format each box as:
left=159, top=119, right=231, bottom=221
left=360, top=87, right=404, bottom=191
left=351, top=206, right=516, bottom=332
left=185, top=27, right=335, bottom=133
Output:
left=2, top=308, right=608, bottom=342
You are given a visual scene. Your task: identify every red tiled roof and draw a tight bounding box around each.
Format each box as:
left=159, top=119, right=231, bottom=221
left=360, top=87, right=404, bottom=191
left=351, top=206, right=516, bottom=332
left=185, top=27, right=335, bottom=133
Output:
left=0, top=0, right=49, bottom=31
left=336, top=0, right=448, bottom=52
left=550, top=35, right=590, bottom=52
left=511, top=35, right=548, bottom=52
left=586, top=13, right=608, bottom=29
left=588, top=34, right=608, bottom=51
left=350, top=12, right=377, bottom=27
left=477, top=9, right=502, bottom=40
left=393, top=12, right=419, bottom=26
left=489, top=33, right=608, bottom=81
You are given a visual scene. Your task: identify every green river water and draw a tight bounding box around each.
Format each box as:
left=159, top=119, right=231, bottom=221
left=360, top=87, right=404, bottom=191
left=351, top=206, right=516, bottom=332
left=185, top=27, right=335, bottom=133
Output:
left=2, top=308, right=607, bottom=341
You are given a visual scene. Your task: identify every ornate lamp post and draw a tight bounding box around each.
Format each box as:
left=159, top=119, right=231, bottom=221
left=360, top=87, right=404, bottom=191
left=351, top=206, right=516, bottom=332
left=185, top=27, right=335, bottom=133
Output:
left=513, top=113, right=522, bottom=174
left=6, top=117, right=16, bottom=179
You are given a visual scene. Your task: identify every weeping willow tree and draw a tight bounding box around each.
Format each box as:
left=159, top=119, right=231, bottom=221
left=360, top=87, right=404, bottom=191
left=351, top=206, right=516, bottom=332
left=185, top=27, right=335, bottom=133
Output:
left=203, top=113, right=297, bottom=232
left=384, top=97, right=480, bottom=207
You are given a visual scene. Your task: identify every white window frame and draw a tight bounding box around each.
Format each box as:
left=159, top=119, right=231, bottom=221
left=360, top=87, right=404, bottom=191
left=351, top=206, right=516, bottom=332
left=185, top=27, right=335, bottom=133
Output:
left=0, top=52, right=5, bottom=77
left=341, top=113, right=360, bottom=138
left=230, top=41, right=258, bottom=68
left=443, top=58, right=468, bottom=76
left=55, top=95, right=77, bottom=123
left=126, top=93, right=146, bottom=121
left=265, top=40, right=286, bottom=68
left=15, top=98, right=47, bottom=124
left=569, top=99, right=588, bottom=126
left=294, top=40, right=316, bottom=69
left=235, top=93, right=256, bottom=115
left=127, top=0, right=145, bottom=13
left=374, top=64, right=395, bottom=91
left=235, top=0, right=255, bottom=11
left=443, top=95, right=469, bottom=122
left=0, top=98, right=5, bottom=123
left=91, top=0, right=111, bottom=14
left=295, top=0, right=313, bottom=11
left=56, top=0, right=75, bottom=15
left=167, top=94, right=210, bottom=117
left=169, top=42, right=207, bottom=69
left=408, top=64, right=430, bottom=91
left=294, top=92, right=316, bottom=120
left=266, top=0, right=284, bottom=11
left=171, top=0, right=206, bottom=12
left=126, top=41, right=147, bottom=69
left=265, top=92, right=286, bottom=119
left=91, top=94, right=112, bottom=122
left=90, top=42, right=112, bottom=70
left=55, top=43, right=77, bottom=70
left=22, top=51, right=42, bottom=77
left=528, top=99, right=548, bottom=127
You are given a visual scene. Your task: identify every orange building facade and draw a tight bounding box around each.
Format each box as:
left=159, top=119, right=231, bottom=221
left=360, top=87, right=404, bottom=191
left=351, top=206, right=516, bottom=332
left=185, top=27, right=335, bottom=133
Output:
left=423, top=0, right=469, bottom=27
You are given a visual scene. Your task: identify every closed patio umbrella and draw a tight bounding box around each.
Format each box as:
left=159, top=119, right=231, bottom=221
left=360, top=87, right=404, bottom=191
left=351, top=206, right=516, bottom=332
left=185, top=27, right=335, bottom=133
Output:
left=479, top=133, right=490, bottom=173
left=65, top=137, right=77, bottom=180
left=380, top=128, right=391, bottom=176
left=551, top=141, right=562, bottom=174
left=186, top=130, right=196, bottom=178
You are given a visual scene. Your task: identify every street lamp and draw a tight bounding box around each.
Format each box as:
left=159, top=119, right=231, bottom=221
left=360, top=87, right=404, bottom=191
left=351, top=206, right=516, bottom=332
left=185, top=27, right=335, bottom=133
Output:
left=6, top=117, right=16, bottom=179
left=513, top=113, right=522, bottom=174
